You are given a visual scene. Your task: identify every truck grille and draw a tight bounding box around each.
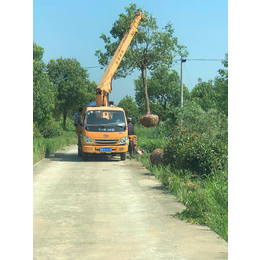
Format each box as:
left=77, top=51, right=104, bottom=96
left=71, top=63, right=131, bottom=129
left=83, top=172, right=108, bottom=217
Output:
left=94, top=139, right=119, bottom=145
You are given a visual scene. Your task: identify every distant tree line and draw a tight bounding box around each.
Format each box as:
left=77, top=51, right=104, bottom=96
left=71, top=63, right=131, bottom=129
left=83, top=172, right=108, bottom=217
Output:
left=118, top=53, right=228, bottom=121
left=33, top=42, right=96, bottom=137
left=33, top=39, right=227, bottom=138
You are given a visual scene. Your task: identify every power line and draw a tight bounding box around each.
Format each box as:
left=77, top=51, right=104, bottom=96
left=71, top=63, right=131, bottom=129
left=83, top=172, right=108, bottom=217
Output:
left=83, top=66, right=104, bottom=69
left=83, top=58, right=223, bottom=69
left=173, top=58, right=223, bottom=62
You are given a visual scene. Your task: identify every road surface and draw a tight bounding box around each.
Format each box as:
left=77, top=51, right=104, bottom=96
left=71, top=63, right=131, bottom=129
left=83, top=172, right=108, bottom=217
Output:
left=33, top=145, right=228, bottom=260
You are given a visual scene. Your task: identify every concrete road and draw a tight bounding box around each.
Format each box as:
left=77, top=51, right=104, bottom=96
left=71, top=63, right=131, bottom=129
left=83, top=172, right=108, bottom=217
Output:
left=33, top=145, right=228, bottom=260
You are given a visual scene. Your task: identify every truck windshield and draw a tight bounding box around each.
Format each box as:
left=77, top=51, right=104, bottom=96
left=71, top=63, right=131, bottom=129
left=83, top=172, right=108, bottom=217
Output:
left=85, top=110, right=126, bottom=132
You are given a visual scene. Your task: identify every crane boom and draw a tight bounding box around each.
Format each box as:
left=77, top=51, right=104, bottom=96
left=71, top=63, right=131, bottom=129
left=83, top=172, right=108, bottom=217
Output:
left=96, top=11, right=145, bottom=107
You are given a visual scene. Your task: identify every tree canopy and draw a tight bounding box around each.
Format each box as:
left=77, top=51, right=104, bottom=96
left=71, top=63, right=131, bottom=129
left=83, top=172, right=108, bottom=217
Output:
left=191, top=78, right=216, bottom=112
left=134, top=65, right=190, bottom=120
left=214, top=53, right=228, bottom=116
left=47, top=58, right=94, bottom=129
left=190, top=53, right=228, bottom=115
left=117, top=95, right=140, bottom=119
left=33, top=42, right=56, bottom=132
left=95, top=3, right=188, bottom=113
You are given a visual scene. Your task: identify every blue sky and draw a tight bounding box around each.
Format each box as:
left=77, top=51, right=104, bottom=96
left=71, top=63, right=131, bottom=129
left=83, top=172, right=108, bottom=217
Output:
left=33, top=0, right=228, bottom=104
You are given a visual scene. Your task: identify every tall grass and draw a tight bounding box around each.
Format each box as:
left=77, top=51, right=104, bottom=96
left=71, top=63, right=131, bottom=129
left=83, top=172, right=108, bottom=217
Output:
left=33, top=130, right=77, bottom=164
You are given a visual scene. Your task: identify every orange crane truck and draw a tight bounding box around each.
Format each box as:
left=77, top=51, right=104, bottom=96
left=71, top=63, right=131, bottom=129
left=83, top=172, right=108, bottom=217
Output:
left=78, top=11, right=145, bottom=161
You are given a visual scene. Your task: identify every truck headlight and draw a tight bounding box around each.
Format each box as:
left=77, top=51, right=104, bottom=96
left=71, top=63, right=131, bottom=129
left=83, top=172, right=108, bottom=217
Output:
left=118, top=136, right=128, bottom=145
left=84, top=136, right=93, bottom=144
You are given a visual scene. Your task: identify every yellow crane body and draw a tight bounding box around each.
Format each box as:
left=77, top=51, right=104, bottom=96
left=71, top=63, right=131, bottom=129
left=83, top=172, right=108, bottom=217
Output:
left=78, top=11, right=145, bottom=161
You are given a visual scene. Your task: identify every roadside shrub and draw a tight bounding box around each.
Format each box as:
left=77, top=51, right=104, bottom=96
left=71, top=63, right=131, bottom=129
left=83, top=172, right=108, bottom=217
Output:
left=33, top=124, right=43, bottom=138
left=163, top=131, right=228, bottom=177
left=40, top=121, right=62, bottom=138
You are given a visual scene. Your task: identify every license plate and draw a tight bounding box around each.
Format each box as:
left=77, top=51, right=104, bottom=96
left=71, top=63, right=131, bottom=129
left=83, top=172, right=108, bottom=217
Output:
left=100, top=147, right=112, bottom=152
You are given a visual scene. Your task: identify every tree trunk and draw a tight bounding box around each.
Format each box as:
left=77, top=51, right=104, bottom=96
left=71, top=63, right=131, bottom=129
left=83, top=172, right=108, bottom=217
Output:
left=141, top=66, right=150, bottom=114
left=63, top=112, right=67, bottom=130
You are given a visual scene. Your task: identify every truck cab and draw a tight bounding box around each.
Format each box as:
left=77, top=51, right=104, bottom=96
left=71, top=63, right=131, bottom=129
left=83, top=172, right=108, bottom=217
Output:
left=78, top=106, right=129, bottom=160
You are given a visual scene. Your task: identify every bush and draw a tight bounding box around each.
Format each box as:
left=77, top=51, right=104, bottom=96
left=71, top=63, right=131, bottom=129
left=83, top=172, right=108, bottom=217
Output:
left=163, top=131, right=228, bottom=177
left=40, top=121, right=62, bottom=138
left=33, top=124, right=43, bottom=138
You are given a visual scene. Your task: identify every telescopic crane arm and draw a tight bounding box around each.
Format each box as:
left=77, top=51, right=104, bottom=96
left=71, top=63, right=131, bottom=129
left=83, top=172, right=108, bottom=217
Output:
left=96, top=11, right=146, bottom=107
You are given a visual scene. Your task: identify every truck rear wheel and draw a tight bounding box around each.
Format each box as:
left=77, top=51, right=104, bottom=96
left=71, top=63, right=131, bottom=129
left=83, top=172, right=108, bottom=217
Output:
left=83, top=152, right=88, bottom=161
left=121, top=152, right=126, bottom=161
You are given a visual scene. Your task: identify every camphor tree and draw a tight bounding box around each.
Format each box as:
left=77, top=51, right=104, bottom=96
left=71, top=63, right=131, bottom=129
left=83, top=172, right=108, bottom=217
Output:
left=95, top=3, right=188, bottom=115
left=47, top=58, right=94, bottom=129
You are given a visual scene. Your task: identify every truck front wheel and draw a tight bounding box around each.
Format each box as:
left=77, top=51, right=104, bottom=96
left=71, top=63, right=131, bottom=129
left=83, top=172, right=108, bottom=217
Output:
left=121, top=152, right=126, bottom=161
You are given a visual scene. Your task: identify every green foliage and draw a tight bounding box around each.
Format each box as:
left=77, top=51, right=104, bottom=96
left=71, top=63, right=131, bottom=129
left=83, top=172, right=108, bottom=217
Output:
left=135, top=66, right=190, bottom=118
left=190, top=54, right=228, bottom=116
left=167, top=101, right=228, bottom=141
left=214, top=53, right=228, bottom=116
left=47, top=57, right=94, bottom=129
left=33, top=42, right=44, bottom=61
left=39, top=120, right=62, bottom=138
left=177, top=171, right=228, bottom=241
left=163, top=101, right=228, bottom=176
left=33, top=42, right=56, bottom=131
left=33, top=129, right=77, bottom=164
left=134, top=121, right=170, bottom=153
left=191, top=79, right=216, bottom=111
left=117, top=95, right=141, bottom=119
left=163, top=131, right=227, bottom=177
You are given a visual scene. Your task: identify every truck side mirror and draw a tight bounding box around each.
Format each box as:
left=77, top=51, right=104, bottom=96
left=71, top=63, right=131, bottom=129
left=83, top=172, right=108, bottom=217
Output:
left=132, top=117, right=136, bottom=124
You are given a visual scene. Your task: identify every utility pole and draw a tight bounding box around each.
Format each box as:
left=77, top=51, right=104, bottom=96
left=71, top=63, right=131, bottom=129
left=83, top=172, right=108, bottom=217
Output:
left=180, top=57, right=186, bottom=108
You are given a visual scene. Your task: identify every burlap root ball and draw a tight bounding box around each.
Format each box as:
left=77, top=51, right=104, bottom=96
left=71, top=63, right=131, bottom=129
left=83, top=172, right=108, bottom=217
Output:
left=150, top=148, right=163, bottom=165
left=139, top=113, right=159, bottom=127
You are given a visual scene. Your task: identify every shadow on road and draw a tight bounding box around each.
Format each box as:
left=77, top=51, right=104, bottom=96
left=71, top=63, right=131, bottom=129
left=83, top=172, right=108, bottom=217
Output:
left=48, top=152, right=121, bottom=162
left=150, top=185, right=169, bottom=195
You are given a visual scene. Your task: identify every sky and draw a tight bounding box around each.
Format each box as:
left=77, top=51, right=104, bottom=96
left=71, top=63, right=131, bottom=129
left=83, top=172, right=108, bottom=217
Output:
left=33, top=0, right=228, bottom=104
